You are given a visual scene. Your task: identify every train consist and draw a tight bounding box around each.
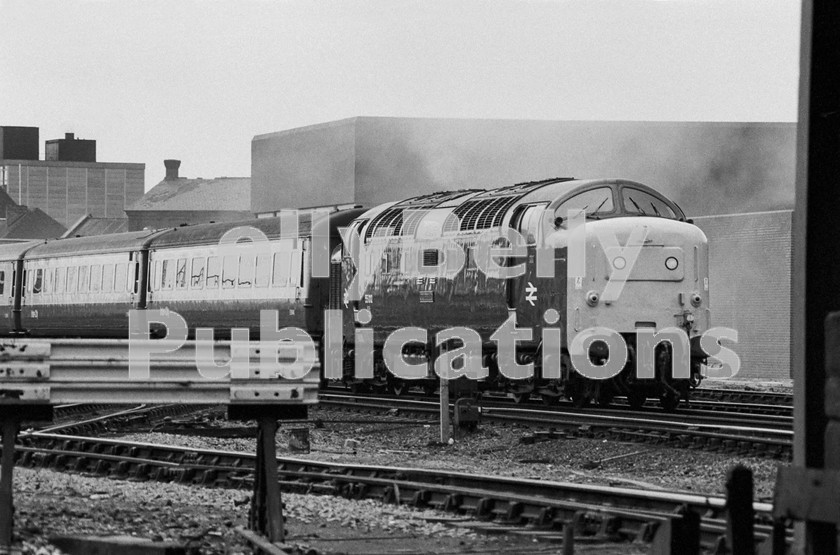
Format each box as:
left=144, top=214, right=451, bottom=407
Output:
left=0, top=177, right=710, bottom=410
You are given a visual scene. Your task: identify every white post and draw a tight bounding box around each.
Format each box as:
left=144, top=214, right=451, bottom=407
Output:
left=437, top=348, right=450, bottom=443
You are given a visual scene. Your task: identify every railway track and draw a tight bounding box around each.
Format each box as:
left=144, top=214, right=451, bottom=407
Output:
left=7, top=432, right=790, bottom=552
left=328, top=384, right=793, bottom=417
left=319, top=392, right=793, bottom=459
left=690, top=388, right=792, bottom=407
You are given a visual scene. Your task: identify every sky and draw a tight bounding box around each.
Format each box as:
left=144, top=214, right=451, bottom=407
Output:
left=0, top=0, right=801, bottom=190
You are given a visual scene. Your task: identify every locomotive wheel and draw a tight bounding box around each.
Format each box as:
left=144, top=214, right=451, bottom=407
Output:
left=659, top=391, right=680, bottom=412
left=567, top=379, right=594, bottom=408
left=513, top=392, right=530, bottom=404
left=627, top=389, right=646, bottom=410
left=597, top=392, right=614, bottom=408
left=350, top=382, right=370, bottom=395
left=571, top=393, right=591, bottom=408
left=391, top=381, right=408, bottom=396
left=541, top=394, right=560, bottom=406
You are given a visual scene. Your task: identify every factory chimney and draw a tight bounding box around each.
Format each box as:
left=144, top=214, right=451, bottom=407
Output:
left=164, top=159, right=181, bottom=180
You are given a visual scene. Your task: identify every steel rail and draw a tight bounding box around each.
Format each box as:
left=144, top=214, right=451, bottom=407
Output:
left=319, top=394, right=793, bottom=458
left=7, top=432, right=789, bottom=550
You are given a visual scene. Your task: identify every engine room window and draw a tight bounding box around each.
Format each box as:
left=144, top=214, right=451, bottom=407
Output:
left=254, top=254, right=270, bottom=287
left=222, top=255, right=238, bottom=289
left=190, top=258, right=205, bottom=289
left=90, top=264, right=102, bottom=292
left=555, top=187, right=615, bottom=221
left=175, top=258, right=187, bottom=289
left=621, top=188, right=677, bottom=219
left=206, top=257, right=220, bottom=288
left=102, top=264, right=114, bottom=292
left=422, top=249, right=440, bottom=268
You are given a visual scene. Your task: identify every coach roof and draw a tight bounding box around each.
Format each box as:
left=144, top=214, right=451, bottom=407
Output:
left=25, top=230, right=168, bottom=258
left=148, top=208, right=367, bottom=250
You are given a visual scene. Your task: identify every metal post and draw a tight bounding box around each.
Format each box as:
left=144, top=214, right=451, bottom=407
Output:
left=250, top=416, right=284, bottom=543
left=725, top=464, right=754, bottom=555
left=0, top=418, right=18, bottom=548
left=440, top=377, right=450, bottom=443
left=792, top=0, right=840, bottom=552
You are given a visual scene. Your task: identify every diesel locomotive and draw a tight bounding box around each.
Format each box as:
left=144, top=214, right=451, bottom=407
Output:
left=0, top=177, right=710, bottom=410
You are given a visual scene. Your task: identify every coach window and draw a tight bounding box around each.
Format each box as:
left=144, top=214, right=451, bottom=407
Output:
left=43, top=267, right=52, bottom=294
left=222, top=255, right=238, bottom=289
left=206, top=256, right=220, bottom=288
left=54, top=268, right=63, bottom=294
left=0, top=270, right=4, bottom=296
left=67, top=267, right=77, bottom=293
left=175, top=258, right=187, bottom=289
left=272, top=251, right=290, bottom=286
left=255, top=254, right=270, bottom=287
left=130, top=263, right=139, bottom=293
left=90, top=264, right=102, bottom=292
left=291, top=250, right=303, bottom=286
left=238, top=254, right=254, bottom=287
left=161, top=259, right=174, bottom=290
left=103, top=263, right=114, bottom=293
left=190, top=257, right=205, bottom=289
left=33, top=268, right=43, bottom=295
left=78, top=266, right=89, bottom=292
left=114, top=263, right=126, bottom=293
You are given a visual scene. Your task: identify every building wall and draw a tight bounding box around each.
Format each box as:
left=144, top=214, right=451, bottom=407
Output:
left=1, top=160, right=144, bottom=227
left=693, top=211, right=792, bottom=381
left=126, top=210, right=254, bottom=231
left=251, top=119, right=356, bottom=212
left=252, top=117, right=796, bottom=217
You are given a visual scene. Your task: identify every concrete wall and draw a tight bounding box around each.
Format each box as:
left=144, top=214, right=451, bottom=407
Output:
left=694, top=211, right=792, bottom=381
left=251, top=119, right=356, bottom=211
left=252, top=117, right=796, bottom=217
left=2, top=161, right=145, bottom=227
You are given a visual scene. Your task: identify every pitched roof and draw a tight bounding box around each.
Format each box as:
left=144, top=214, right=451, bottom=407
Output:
left=62, top=215, right=128, bottom=237
left=0, top=187, right=19, bottom=216
left=1, top=208, right=66, bottom=239
left=127, top=177, right=251, bottom=212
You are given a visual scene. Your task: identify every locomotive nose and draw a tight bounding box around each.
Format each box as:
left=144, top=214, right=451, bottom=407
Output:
left=567, top=217, right=710, bottom=337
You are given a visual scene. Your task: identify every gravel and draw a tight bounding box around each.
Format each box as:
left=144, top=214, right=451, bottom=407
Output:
left=117, top=404, right=785, bottom=500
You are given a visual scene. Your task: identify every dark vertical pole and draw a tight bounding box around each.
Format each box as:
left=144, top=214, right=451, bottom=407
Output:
left=792, top=0, right=840, bottom=553
left=725, top=465, right=754, bottom=555
left=0, top=419, right=18, bottom=548
left=258, top=416, right=284, bottom=543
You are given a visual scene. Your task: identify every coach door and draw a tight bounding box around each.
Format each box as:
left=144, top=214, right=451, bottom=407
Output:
left=0, top=262, right=13, bottom=333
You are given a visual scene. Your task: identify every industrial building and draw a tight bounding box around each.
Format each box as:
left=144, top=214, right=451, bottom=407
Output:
left=0, top=125, right=144, bottom=228
left=251, top=117, right=795, bottom=217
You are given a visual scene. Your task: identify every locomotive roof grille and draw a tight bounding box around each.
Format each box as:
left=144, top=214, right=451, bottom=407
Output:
left=363, top=178, right=575, bottom=240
